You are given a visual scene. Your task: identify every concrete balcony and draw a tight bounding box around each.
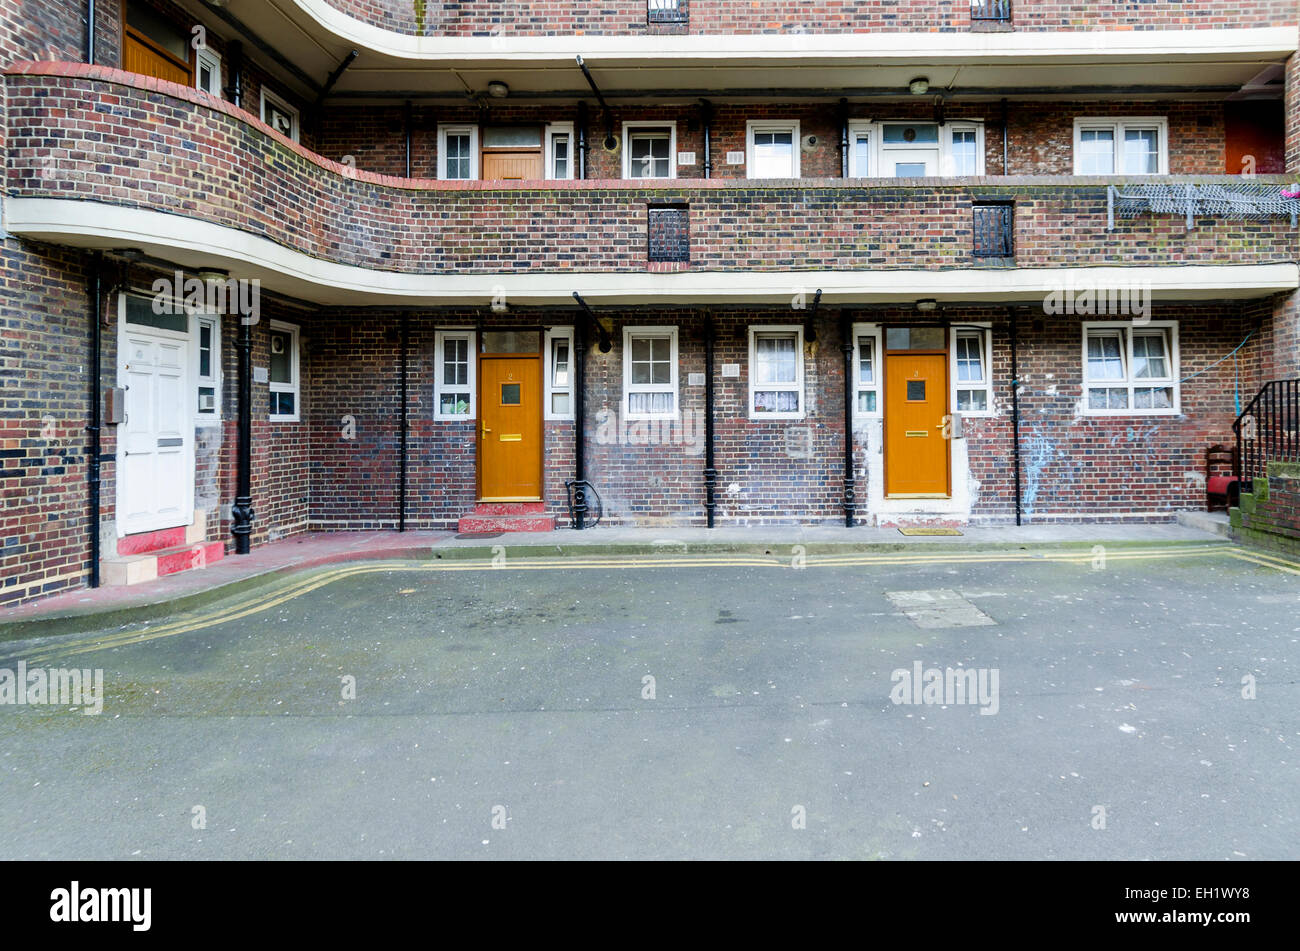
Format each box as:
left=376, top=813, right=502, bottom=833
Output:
left=4, top=63, right=1297, bottom=307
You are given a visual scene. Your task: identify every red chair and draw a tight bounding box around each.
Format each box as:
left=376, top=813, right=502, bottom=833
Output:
left=1205, top=444, right=1239, bottom=512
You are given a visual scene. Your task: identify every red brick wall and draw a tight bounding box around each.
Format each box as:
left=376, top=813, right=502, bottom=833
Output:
left=8, top=68, right=1293, bottom=276
left=1287, top=47, right=1300, bottom=173
left=319, top=0, right=1298, bottom=35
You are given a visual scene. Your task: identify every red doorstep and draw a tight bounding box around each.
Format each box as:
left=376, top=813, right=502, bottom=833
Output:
left=155, top=541, right=227, bottom=577
left=117, top=525, right=188, bottom=556
left=457, top=502, right=555, bottom=533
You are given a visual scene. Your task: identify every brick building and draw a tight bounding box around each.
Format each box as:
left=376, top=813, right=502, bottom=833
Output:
left=2, top=0, right=1299, bottom=605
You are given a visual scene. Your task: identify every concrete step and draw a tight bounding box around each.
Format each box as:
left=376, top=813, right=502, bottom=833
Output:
left=458, top=502, right=555, bottom=533
left=117, top=511, right=208, bottom=556
left=472, top=501, right=547, bottom=516
left=102, top=540, right=226, bottom=587
left=1175, top=510, right=1231, bottom=538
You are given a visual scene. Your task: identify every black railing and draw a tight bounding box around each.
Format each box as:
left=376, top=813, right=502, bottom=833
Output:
left=648, top=0, right=688, bottom=24
left=1234, top=379, right=1300, bottom=491
left=972, top=202, right=1014, bottom=258
left=971, top=0, right=1012, bottom=21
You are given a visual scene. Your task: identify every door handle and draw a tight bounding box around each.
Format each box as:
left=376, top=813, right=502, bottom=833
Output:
left=481, top=425, right=491, bottom=438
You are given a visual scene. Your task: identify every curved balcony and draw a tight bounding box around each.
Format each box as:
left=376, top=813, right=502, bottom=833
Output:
left=4, top=63, right=1296, bottom=307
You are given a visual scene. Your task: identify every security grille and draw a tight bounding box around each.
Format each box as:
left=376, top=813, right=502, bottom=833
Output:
left=648, top=0, right=688, bottom=24
left=648, top=205, right=690, bottom=262
left=972, top=202, right=1014, bottom=258
left=971, top=0, right=1012, bottom=21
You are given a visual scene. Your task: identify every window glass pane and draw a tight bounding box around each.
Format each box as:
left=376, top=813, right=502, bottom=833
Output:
left=443, top=337, right=468, bottom=386
left=552, top=339, right=570, bottom=387
left=894, top=163, right=927, bottom=177
left=1086, top=333, right=1125, bottom=380
left=264, top=102, right=294, bottom=138
left=483, top=126, right=541, bottom=147
left=883, top=123, right=939, bottom=144
left=956, top=334, right=985, bottom=382
left=1132, top=333, right=1169, bottom=379
left=126, top=0, right=187, bottom=60
left=1134, top=386, right=1173, bottom=409
left=887, top=327, right=945, bottom=350
left=501, top=383, right=521, bottom=405
left=858, top=390, right=877, bottom=413
left=125, top=294, right=187, bottom=333
left=199, top=324, right=213, bottom=378
left=482, top=331, right=538, bottom=354
left=951, top=129, right=978, bottom=175
left=445, top=133, right=471, bottom=179
left=440, top=392, right=470, bottom=416
left=907, top=380, right=926, bottom=401
left=1079, top=128, right=1115, bottom=174
left=857, top=336, right=874, bottom=383
left=629, top=391, right=673, bottom=415
left=754, top=390, right=799, bottom=414
left=853, top=134, right=871, bottom=176
left=752, top=130, right=795, bottom=178
left=755, top=335, right=797, bottom=384
left=271, top=391, right=295, bottom=416
left=1088, top=387, right=1129, bottom=410
left=958, top=389, right=988, bottom=412
left=552, top=392, right=571, bottom=415
left=1122, top=128, right=1159, bottom=174
left=630, top=133, right=671, bottom=177
left=269, top=331, right=292, bottom=384
left=552, top=135, right=569, bottom=178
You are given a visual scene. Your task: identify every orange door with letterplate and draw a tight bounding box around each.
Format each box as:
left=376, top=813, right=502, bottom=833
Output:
left=885, top=352, right=950, bottom=497
left=479, top=357, right=542, bottom=500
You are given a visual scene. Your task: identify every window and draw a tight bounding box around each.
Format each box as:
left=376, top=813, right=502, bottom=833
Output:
left=623, top=327, right=678, bottom=419
left=195, top=47, right=221, bottom=97
left=648, top=0, right=687, bottom=23
left=195, top=315, right=221, bottom=421
left=438, top=124, right=479, bottom=180
left=1082, top=323, right=1179, bottom=415
left=945, top=125, right=982, bottom=176
left=952, top=327, right=993, bottom=414
left=1072, top=118, right=1168, bottom=175
left=546, top=122, right=574, bottom=180
left=545, top=327, right=575, bottom=420
left=268, top=320, right=300, bottom=421
left=746, top=121, right=801, bottom=179
left=748, top=326, right=805, bottom=419
left=261, top=89, right=299, bottom=142
left=623, top=123, right=676, bottom=179
left=848, top=123, right=873, bottom=177
left=852, top=323, right=883, bottom=416
left=434, top=331, right=476, bottom=419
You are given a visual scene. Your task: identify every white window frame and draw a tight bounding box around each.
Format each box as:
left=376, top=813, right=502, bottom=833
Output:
left=942, top=122, right=985, bottom=177
left=1081, top=321, right=1180, bottom=416
left=260, top=88, right=299, bottom=143
left=745, top=120, right=802, bottom=179
left=1072, top=117, right=1169, bottom=176
left=195, top=46, right=221, bottom=97
left=622, top=121, right=677, bottom=180
left=544, top=326, right=575, bottom=420
left=847, top=121, right=874, bottom=178
left=193, top=312, right=222, bottom=424
left=748, top=325, right=806, bottom=420
left=851, top=322, right=883, bottom=418
left=545, top=122, right=575, bottom=180
left=267, top=319, right=300, bottom=422
left=438, top=124, right=480, bottom=181
left=434, top=330, right=477, bottom=420
left=950, top=323, right=994, bottom=417
left=622, top=326, right=679, bottom=421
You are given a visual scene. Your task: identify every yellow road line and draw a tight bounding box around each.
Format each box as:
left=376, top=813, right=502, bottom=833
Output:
left=7, top=542, right=1287, bottom=664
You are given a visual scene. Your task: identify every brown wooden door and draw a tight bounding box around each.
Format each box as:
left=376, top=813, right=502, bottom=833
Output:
left=885, top=352, right=950, bottom=497
left=481, top=150, right=543, bottom=180
left=123, top=30, right=191, bottom=85
left=479, top=357, right=542, bottom=500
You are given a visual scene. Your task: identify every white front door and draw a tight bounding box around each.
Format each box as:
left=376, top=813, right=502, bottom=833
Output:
left=117, top=320, right=194, bottom=536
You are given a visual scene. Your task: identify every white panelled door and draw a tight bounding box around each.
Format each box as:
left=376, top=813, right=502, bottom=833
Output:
left=117, top=327, right=194, bottom=535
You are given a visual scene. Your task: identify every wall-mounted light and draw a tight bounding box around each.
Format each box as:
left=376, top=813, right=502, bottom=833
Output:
left=197, top=267, right=229, bottom=285
left=487, top=81, right=510, bottom=99
left=908, top=77, right=930, bottom=96
left=915, top=299, right=938, bottom=313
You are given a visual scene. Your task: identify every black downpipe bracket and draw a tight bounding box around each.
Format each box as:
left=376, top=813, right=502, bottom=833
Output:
left=572, top=319, right=587, bottom=529
left=1009, top=308, right=1023, bottom=526
left=840, top=310, right=856, bottom=527
left=232, top=313, right=255, bottom=554
left=700, top=99, right=714, bottom=179
left=86, top=0, right=95, bottom=64
left=704, top=314, right=717, bottom=527
left=87, top=253, right=103, bottom=587
left=399, top=314, right=409, bottom=531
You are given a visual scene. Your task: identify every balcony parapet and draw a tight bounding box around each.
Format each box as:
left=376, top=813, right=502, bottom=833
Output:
left=6, top=64, right=1297, bottom=277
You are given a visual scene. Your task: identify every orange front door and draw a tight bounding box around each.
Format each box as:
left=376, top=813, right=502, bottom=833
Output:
left=481, top=151, right=543, bottom=180
left=122, top=31, right=191, bottom=85
left=479, top=357, right=543, bottom=500
left=885, top=352, right=950, bottom=497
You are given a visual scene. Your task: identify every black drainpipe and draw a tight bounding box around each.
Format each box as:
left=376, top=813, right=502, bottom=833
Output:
left=576, top=101, right=589, bottom=179
left=399, top=314, right=409, bottom=531
left=572, top=318, right=587, bottom=529
left=838, top=98, right=849, bottom=177
left=1001, top=97, right=1009, bottom=175
left=700, top=100, right=713, bottom=179
left=228, top=41, right=244, bottom=108
left=404, top=100, right=413, bottom=178
left=87, top=253, right=102, bottom=587
left=232, top=314, right=254, bottom=554
left=1009, top=307, right=1022, bottom=526
left=840, top=309, right=856, bottom=527
left=86, top=0, right=95, bottom=64
left=704, top=313, right=717, bottom=526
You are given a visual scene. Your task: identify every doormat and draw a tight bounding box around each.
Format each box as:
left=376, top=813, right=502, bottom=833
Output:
left=898, top=527, right=963, bottom=536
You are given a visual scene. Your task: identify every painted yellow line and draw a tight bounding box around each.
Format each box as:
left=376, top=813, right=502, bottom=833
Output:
left=9, top=542, right=1281, bottom=664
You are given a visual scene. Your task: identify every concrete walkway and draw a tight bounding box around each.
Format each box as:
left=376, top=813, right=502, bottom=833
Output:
left=1, top=519, right=1230, bottom=630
